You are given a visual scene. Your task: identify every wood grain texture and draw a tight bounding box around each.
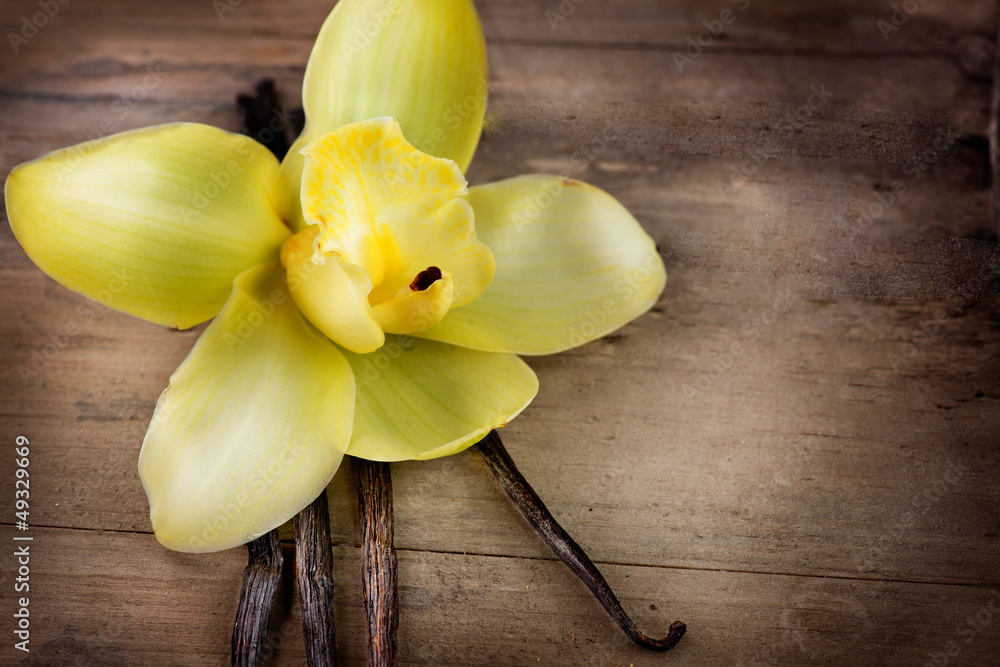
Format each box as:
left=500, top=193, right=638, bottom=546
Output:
left=1, top=0, right=999, bottom=665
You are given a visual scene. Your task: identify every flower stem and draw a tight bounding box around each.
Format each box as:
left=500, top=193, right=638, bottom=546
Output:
left=231, top=529, right=283, bottom=666
left=473, top=430, right=686, bottom=651
left=352, top=458, right=399, bottom=666
left=294, top=491, right=337, bottom=666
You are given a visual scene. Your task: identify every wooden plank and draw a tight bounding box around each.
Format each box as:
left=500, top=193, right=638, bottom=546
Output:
left=4, top=527, right=999, bottom=665
left=1, top=527, right=243, bottom=664
left=2, top=43, right=988, bottom=135
left=1, top=0, right=999, bottom=664
left=480, top=0, right=997, bottom=57
left=3, top=263, right=997, bottom=585
left=0, top=1, right=991, bottom=138
left=483, top=99, right=968, bottom=164
left=1, top=0, right=990, bottom=184
left=0, top=93, right=977, bottom=171
left=1, top=0, right=994, bottom=54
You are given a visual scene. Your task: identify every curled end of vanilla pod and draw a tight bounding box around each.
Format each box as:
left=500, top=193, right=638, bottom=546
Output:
left=473, top=430, right=686, bottom=652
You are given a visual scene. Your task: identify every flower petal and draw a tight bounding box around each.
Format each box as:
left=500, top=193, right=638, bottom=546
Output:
left=5, top=123, right=290, bottom=329
left=342, top=336, right=537, bottom=461
left=281, top=227, right=385, bottom=354
left=417, top=175, right=666, bottom=355
left=301, top=118, right=494, bottom=307
left=279, top=0, right=488, bottom=228
left=138, top=263, right=354, bottom=553
left=283, top=118, right=494, bottom=353
left=372, top=270, right=454, bottom=334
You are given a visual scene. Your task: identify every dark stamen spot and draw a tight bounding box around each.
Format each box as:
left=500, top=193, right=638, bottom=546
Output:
left=409, top=266, right=442, bottom=292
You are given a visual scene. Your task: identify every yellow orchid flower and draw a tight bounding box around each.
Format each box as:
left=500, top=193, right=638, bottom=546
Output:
left=3, top=0, right=665, bottom=554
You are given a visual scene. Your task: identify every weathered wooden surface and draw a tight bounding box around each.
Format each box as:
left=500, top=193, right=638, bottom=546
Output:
left=1, top=0, right=999, bottom=665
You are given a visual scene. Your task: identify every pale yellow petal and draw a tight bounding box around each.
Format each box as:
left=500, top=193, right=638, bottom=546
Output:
left=139, top=263, right=354, bottom=553
left=278, top=0, right=488, bottom=228
left=343, top=337, right=537, bottom=461
left=281, top=227, right=385, bottom=354
left=417, top=175, right=666, bottom=355
left=5, top=123, right=289, bottom=328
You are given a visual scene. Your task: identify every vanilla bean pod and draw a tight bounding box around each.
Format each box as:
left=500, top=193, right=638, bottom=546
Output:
left=352, top=458, right=399, bottom=666
left=474, top=430, right=686, bottom=651
left=232, top=529, right=284, bottom=666
left=236, top=79, right=303, bottom=160
left=295, top=492, right=337, bottom=666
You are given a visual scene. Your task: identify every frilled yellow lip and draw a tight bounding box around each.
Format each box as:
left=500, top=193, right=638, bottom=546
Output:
left=281, top=117, right=494, bottom=354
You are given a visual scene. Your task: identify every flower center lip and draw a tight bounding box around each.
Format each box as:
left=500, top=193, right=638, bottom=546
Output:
left=409, top=266, right=442, bottom=292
